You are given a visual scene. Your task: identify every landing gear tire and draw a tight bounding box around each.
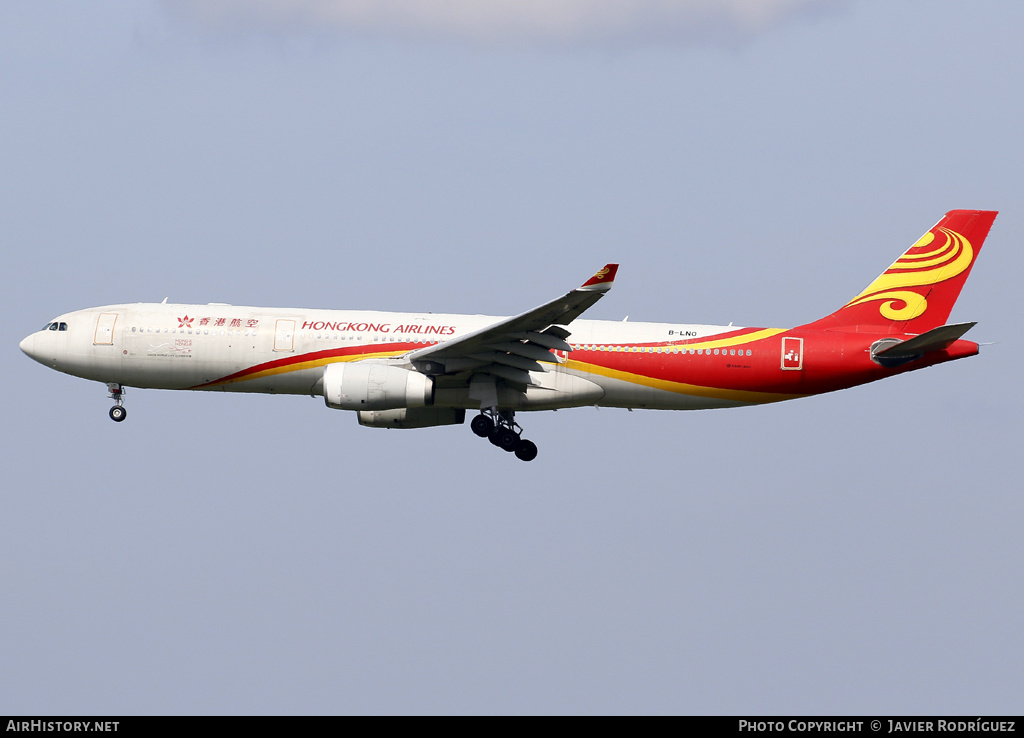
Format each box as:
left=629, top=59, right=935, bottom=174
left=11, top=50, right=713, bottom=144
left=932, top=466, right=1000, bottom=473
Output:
left=106, top=383, right=126, bottom=422
left=496, top=428, right=519, bottom=452
left=475, top=408, right=537, bottom=461
left=488, top=427, right=518, bottom=450
left=471, top=414, right=494, bottom=437
left=514, top=439, right=538, bottom=462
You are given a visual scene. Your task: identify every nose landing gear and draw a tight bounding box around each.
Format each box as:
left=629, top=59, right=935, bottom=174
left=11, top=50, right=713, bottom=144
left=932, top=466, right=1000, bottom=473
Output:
left=470, top=409, right=538, bottom=462
left=107, top=383, right=127, bottom=422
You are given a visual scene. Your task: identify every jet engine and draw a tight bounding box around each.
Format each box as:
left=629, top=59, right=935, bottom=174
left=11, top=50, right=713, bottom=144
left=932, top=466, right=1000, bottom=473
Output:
left=322, top=362, right=432, bottom=411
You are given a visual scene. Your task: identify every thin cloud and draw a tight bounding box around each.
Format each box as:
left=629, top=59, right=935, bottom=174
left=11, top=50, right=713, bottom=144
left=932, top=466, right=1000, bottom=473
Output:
left=171, top=0, right=839, bottom=44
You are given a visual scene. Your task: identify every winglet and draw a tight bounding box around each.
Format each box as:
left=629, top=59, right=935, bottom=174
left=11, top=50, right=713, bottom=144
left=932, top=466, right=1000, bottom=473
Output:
left=580, top=264, right=619, bottom=292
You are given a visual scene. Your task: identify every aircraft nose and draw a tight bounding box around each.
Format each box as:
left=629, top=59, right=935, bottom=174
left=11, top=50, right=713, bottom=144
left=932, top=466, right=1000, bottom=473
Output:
left=20, top=333, right=38, bottom=360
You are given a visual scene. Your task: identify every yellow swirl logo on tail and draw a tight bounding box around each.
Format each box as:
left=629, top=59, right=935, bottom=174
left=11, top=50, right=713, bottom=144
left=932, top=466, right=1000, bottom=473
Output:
left=843, top=228, right=973, bottom=321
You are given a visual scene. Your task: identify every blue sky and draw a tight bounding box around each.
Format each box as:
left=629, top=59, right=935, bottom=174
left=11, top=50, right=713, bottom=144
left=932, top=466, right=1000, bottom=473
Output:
left=2, top=0, right=1021, bottom=714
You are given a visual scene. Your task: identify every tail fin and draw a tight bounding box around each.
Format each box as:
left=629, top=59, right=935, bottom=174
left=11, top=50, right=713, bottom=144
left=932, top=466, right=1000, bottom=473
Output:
left=801, top=210, right=997, bottom=333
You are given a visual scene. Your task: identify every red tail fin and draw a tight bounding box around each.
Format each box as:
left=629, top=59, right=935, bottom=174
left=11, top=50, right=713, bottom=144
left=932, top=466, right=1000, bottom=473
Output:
left=801, top=210, right=997, bottom=333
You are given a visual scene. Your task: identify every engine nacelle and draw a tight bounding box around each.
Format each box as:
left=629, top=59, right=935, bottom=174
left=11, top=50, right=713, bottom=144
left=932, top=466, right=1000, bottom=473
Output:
left=358, top=407, right=466, bottom=429
left=323, top=362, right=432, bottom=411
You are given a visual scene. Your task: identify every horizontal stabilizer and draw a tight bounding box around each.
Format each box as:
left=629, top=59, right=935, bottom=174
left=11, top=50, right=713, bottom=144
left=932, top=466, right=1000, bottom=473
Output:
left=874, top=322, right=977, bottom=358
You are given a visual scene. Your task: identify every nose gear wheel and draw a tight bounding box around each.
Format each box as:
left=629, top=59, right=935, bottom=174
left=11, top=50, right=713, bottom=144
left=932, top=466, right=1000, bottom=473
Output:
left=107, top=383, right=127, bottom=422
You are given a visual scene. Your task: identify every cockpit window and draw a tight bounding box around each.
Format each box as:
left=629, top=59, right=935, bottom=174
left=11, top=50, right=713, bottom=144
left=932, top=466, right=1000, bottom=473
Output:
left=59, top=322, right=68, bottom=331
left=48, top=323, right=58, bottom=331
left=42, top=322, right=52, bottom=331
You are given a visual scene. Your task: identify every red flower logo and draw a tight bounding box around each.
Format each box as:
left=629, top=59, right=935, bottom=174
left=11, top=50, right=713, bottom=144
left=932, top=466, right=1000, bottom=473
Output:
left=178, top=315, right=194, bottom=328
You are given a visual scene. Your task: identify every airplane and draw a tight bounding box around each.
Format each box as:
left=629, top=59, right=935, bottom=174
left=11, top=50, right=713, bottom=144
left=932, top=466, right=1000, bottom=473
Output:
left=20, top=209, right=996, bottom=462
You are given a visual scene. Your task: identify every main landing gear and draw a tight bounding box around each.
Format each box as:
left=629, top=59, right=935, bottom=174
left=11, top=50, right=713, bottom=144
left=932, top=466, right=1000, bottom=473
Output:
left=107, top=383, right=127, bottom=422
left=470, top=409, right=538, bottom=462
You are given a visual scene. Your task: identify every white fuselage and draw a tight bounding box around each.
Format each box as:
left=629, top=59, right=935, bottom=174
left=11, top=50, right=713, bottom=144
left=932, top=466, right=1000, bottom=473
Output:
left=21, top=302, right=756, bottom=412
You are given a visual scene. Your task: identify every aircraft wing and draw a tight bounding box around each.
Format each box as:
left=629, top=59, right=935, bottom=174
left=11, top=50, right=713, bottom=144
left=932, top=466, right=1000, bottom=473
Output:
left=407, top=264, right=618, bottom=386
